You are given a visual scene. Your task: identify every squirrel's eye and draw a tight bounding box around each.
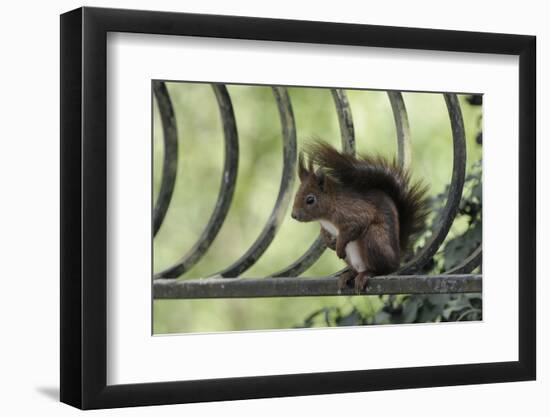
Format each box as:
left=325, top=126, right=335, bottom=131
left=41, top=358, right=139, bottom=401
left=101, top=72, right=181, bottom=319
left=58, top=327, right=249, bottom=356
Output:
left=305, top=195, right=316, bottom=205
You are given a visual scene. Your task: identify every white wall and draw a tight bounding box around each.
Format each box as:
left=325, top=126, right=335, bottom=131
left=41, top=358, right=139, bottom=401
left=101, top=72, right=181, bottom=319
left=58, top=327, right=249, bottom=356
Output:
left=0, top=0, right=545, bottom=415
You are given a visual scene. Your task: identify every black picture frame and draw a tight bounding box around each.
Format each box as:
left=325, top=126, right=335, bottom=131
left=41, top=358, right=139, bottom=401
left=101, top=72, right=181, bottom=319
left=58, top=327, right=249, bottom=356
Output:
left=60, top=6, right=536, bottom=410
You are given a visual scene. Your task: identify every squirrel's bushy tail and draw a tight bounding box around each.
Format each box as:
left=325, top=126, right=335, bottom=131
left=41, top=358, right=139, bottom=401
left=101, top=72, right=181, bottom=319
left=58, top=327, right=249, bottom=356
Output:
left=306, top=141, right=430, bottom=252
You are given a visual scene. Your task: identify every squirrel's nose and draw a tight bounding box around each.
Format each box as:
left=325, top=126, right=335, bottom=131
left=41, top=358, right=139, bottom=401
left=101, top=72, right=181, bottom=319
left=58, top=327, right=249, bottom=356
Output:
left=291, top=211, right=297, bottom=220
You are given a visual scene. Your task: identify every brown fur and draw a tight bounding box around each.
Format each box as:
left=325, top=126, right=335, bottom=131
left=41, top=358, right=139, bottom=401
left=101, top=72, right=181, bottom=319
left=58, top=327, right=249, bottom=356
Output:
left=291, top=140, right=429, bottom=292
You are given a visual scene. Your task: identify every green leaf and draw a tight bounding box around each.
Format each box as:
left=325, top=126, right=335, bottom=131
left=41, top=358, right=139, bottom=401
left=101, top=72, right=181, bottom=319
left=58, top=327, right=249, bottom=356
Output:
left=372, top=311, right=391, bottom=325
left=337, top=309, right=362, bottom=326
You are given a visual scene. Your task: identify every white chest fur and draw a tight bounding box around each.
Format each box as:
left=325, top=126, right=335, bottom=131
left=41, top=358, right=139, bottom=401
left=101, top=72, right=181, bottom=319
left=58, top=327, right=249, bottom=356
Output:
left=318, top=220, right=366, bottom=272
left=319, top=219, right=339, bottom=237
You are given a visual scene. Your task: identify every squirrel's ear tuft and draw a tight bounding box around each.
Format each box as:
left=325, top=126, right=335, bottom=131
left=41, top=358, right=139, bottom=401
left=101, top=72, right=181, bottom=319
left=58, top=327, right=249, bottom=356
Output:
left=316, top=169, right=326, bottom=191
left=307, top=156, right=315, bottom=174
left=298, top=152, right=308, bottom=181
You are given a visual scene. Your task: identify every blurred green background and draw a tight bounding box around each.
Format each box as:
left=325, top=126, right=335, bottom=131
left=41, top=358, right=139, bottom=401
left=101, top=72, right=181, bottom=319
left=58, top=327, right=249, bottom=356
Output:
left=153, top=82, right=482, bottom=334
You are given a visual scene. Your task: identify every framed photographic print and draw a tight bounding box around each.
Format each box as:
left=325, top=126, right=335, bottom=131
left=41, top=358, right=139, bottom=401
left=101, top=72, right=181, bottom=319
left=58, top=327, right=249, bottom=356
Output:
left=60, top=6, right=536, bottom=409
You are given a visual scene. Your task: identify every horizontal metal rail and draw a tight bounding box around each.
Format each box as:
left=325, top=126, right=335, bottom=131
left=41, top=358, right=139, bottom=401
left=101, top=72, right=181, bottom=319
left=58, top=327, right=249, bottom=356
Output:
left=154, top=274, right=482, bottom=299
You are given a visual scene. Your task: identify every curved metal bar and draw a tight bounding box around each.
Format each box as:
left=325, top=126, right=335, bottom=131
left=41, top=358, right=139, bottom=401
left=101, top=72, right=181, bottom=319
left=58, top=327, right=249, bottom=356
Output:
left=444, top=245, right=482, bottom=275
left=152, top=82, right=179, bottom=236
left=211, top=87, right=297, bottom=278
left=155, top=84, right=239, bottom=279
left=331, top=89, right=356, bottom=154
left=271, top=237, right=327, bottom=277
left=270, top=89, right=355, bottom=277
left=387, top=91, right=412, bottom=170
left=398, top=93, right=467, bottom=274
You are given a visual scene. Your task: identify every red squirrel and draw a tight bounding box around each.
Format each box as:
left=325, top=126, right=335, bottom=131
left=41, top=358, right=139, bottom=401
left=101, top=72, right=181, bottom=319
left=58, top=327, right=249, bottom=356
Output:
left=291, top=141, right=429, bottom=293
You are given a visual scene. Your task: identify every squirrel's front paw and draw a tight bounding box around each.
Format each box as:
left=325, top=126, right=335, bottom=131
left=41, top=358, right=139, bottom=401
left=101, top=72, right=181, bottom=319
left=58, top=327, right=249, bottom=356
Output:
left=336, top=242, right=346, bottom=259
left=321, top=230, right=337, bottom=250
left=336, top=245, right=347, bottom=259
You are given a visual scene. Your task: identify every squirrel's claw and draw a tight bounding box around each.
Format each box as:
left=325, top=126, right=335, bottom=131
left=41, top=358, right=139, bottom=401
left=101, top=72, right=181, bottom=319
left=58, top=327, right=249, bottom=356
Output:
left=337, top=270, right=356, bottom=290
left=354, top=272, right=369, bottom=294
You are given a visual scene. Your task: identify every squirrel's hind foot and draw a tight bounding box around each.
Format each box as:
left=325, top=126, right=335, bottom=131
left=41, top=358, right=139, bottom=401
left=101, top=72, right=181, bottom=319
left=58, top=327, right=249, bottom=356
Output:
left=337, top=270, right=357, bottom=291
left=354, top=272, right=370, bottom=294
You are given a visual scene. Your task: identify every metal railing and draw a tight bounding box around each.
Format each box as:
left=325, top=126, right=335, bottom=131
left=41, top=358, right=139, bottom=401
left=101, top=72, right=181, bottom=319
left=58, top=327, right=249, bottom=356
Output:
left=152, top=82, right=482, bottom=299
